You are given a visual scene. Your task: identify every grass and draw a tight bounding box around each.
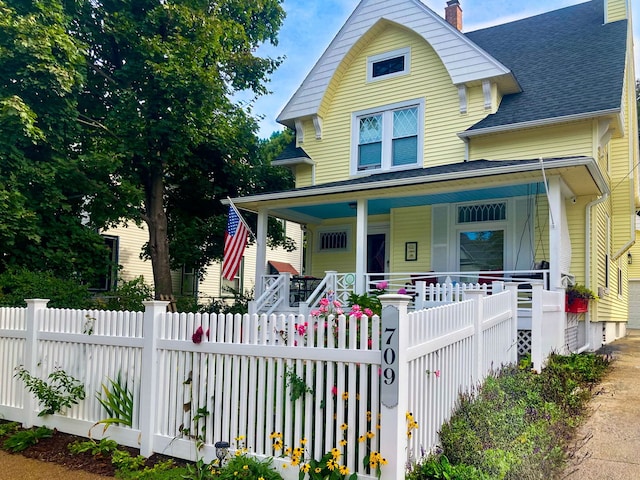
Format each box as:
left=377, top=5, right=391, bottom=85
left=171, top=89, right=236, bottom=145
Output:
left=407, top=352, right=610, bottom=480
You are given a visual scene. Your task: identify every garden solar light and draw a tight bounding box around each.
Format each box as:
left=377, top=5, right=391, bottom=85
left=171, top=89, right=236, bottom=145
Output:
left=215, top=441, right=230, bottom=463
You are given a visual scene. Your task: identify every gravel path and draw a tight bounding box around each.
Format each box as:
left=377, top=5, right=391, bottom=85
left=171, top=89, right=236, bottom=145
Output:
left=0, top=450, right=108, bottom=479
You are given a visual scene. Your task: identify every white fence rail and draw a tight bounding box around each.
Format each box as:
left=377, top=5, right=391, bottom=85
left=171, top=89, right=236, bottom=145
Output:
left=0, top=286, right=562, bottom=480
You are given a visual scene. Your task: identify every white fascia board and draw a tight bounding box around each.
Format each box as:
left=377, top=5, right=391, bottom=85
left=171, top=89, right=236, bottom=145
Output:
left=458, top=108, right=622, bottom=139
left=277, top=0, right=517, bottom=127
left=226, top=157, right=601, bottom=206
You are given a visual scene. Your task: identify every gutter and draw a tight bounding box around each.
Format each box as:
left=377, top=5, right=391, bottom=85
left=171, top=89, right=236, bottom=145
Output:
left=225, top=156, right=602, bottom=206
left=582, top=192, right=610, bottom=353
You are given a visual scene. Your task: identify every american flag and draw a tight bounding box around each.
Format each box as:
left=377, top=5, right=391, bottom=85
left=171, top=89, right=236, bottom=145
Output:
left=222, top=205, right=249, bottom=280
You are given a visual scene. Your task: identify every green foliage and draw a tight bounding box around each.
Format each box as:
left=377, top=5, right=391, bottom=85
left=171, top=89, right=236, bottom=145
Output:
left=2, top=426, right=53, bottom=452
left=117, top=460, right=180, bottom=480
left=14, top=366, right=86, bottom=416
left=0, top=421, right=19, bottom=438
left=68, top=438, right=120, bottom=456
left=346, top=292, right=382, bottom=317
left=436, top=353, right=610, bottom=480
left=284, top=365, right=313, bottom=401
left=111, top=449, right=147, bottom=476
left=203, top=287, right=254, bottom=315
left=0, top=268, right=94, bottom=308
left=566, top=284, right=597, bottom=301
left=94, top=372, right=134, bottom=433
left=94, top=277, right=154, bottom=312
left=407, top=455, right=489, bottom=480
left=210, top=454, right=283, bottom=480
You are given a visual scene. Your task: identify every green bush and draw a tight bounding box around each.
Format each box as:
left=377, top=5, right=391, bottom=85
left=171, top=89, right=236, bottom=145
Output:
left=202, top=287, right=254, bottom=315
left=407, top=455, right=489, bottom=480
left=0, top=268, right=93, bottom=308
left=3, top=426, right=53, bottom=452
left=434, top=353, right=610, bottom=480
left=94, top=276, right=153, bottom=312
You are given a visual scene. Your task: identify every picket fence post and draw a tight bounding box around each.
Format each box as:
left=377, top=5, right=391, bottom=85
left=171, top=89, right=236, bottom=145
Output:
left=23, top=299, right=49, bottom=428
left=139, top=300, right=169, bottom=457
left=530, top=284, right=544, bottom=371
left=464, top=290, right=485, bottom=383
left=505, top=283, right=520, bottom=365
left=378, top=294, right=411, bottom=480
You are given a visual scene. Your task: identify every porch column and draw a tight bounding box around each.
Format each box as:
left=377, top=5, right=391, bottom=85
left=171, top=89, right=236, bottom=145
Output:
left=255, top=208, right=268, bottom=297
left=547, top=176, right=563, bottom=291
left=355, top=199, right=368, bottom=294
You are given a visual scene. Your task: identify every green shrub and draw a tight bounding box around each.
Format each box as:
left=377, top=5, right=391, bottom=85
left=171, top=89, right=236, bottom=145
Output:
left=407, top=455, right=489, bottom=480
left=94, top=372, right=134, bottom=432
left=0, top=268, right=93, bottom=308
left=68, top=438, right=120, bottom=456
left=202, top=287, right=254, bottom=315
left=3, top=426, right=53, bottom=452
left=94, top=276, right=153, bottom=312
left=14, top=366, right=86, bottom=416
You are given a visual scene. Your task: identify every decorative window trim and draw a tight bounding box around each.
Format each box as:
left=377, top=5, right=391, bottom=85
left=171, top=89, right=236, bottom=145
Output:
left=350, top=98, right=424, bottom=176
left=456, top=202, right=507, bottom=224
left=367, top=47, right=411, bottom=82
left=316, top=226, right=351, bottom=253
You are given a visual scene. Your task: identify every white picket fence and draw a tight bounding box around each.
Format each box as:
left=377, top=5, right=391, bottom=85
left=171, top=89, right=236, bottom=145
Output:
left=0, top=289, right=523, bottom=479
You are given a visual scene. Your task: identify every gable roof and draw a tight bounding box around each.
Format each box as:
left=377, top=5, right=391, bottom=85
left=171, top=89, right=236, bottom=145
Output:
left=277, top=0, right=519, bottom=128
left=463, top=0, right=628, bottom=135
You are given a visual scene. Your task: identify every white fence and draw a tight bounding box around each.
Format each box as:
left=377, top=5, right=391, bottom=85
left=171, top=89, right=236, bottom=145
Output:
left=0, top=287, right=533, bottom=479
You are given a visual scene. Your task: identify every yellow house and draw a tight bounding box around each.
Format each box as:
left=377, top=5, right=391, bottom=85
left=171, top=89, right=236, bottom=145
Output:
left=227, top=0, right=639, bottom=347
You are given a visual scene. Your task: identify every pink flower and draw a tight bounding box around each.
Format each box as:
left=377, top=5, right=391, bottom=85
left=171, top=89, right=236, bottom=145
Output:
left=434, top=370, right=441, bottom=378
left=398, top=288, right=407, bottom=295
left=310, top=309, right=320, bottom=317
left=367, top=338, right=373, bottom=348
left=333, top=300, right=342, bottom=308
left=192, top=326, right=204, bottom=344
left=320, top=298, right=330, bottom=307
left=331, top=386, right=338, bottom=396
left=364, top=308, right=373, bottom=317
left=375, top=281, right=388, bottom=290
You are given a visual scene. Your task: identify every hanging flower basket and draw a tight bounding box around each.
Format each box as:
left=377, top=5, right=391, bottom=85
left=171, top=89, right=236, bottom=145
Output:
left=565, top=284, right=597, bottom=313
left=565, top=296, right=589, bottom=313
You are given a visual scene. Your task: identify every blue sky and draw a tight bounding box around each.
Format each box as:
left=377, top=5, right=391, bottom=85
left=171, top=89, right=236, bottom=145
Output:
left=249, top=0, right=640, bottom=139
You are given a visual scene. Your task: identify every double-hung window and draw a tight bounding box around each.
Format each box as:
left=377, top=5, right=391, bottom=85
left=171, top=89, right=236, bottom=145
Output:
left=353, top=99, right=423, bottom=174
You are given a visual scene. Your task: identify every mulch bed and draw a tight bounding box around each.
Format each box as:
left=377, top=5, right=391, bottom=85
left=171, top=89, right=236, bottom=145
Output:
left=1, top=423, right=188, bottom=477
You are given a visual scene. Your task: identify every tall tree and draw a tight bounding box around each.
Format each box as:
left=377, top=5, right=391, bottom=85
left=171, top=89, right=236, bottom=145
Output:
left=72, top=0, right=288, bottom=298
left=0, top=0, right=113, bottom=280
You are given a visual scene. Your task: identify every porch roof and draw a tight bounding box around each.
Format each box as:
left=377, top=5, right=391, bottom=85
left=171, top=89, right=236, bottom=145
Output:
left=229, top=156, right=607, bottom=223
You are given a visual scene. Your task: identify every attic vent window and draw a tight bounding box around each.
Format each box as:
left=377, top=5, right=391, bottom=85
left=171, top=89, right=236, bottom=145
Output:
left=367, top=47, right=410, bottom=82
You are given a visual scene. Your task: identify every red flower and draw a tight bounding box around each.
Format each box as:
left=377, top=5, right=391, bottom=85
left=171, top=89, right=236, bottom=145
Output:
left=192, top=326, right=204, bottom=344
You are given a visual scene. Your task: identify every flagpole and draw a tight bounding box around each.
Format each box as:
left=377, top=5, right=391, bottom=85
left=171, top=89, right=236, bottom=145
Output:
left=226, top=197, right=258, bottom=244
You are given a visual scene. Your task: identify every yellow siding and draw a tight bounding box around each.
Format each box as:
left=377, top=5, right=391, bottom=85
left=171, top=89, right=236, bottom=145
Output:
left=469, top=122, right=593, bottom=160
left=605, top=0, right=627, bottom=23
left=298, top=23, right=490, bottom=186
left=390, top=206, right=431, bottom=272
left=565, top=197, right=587, bottom=282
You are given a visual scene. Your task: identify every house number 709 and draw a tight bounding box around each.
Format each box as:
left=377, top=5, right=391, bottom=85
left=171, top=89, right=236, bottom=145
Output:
left=380, top=307, right=400, bottom=408
left=383, top=327, right=397, bottom=385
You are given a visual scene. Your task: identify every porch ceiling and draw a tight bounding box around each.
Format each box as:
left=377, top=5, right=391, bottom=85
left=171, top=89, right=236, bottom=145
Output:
left=229, top=157, right=606, bottom=223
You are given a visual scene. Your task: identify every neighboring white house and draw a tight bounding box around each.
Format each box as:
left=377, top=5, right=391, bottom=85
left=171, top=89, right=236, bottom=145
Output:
left=99, top=220, right=304, bottom=304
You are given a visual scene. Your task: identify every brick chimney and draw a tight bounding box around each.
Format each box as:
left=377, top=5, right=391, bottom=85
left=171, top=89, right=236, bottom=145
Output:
left=445, top=0, right=463, bottom=31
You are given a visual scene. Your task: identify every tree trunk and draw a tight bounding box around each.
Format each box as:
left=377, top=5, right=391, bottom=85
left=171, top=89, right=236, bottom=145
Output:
left=146, top=168, right=174, bottom=301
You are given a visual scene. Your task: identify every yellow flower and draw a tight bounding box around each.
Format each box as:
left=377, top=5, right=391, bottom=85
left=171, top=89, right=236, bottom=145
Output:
left=236, top=435, right=245, bottom=441
left=380, top=457, right=389, bottom=465
left=243, top=465, right=249, bottom=470
left=342, top=391, right=349, bottom=400
left=233, top=472, right=238, bottom=476
left=300, top=438, right=308, bottom=446
left=366, top=431, right=375, bottom=439
left=366, top=411, right=372, bottom=421
left=290, top=458, right=300, bottom=467
left=376, top=423, right=381, bottom=430
left=235, top=450, right=242, bottom=456
left=301, top=463, right=310, bottom=473
left=284, top=447, right=293, bottom=456
left=339, top=465, right=350, bottom=475
left=273, top=441, right=283, bottom=451
left=340, top=423, right=348, bottom=431
left=270, top=432, right=282, bottom=439
left=358, top=435, right=366, bottom=443
left=327, top=459, right=336, bottom=471
left=315, top=467, right=322, bottom=473
left=370, top=461, right=378, bottom=469
left=259, top=477, right=265, bottom=480
left=331, top=447, right=341, bottom=459
left=339, top=439, right=347, bottom=446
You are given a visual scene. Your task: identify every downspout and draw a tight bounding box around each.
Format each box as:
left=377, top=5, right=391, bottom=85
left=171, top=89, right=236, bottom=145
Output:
left=579, top=192, right=609, bottom=353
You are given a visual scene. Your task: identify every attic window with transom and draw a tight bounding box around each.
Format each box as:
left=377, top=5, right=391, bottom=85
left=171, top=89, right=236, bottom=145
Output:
left=352, top=98, right=424, bottom=174
left=367, top=47, right=411, bottom=82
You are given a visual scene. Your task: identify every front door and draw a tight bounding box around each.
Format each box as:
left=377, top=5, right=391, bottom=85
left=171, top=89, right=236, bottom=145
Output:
left=367, top=233, right=386, bottom=282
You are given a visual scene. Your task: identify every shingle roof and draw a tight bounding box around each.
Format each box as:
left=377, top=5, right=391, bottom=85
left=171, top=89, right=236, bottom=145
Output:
left=274, top=141, right=311, bottom=162
left=465, top=0, right=627, bottom=132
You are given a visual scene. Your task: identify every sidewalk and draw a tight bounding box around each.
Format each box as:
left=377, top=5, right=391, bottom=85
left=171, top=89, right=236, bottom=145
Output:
left=562, top=329, right=640, bottom=479
left=0, top=450, right=107, bottom=479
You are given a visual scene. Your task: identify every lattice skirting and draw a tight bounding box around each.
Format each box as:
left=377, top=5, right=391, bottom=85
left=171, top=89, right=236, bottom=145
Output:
left=518, top=329, right=532, bottom=358
left=565, top=313, right=580, bottom=352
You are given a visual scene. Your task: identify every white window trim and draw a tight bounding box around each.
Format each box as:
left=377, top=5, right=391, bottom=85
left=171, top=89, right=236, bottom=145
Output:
left=350, top=98, right=424, bottom=176
left=367, top=47, right=411, bottom=82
